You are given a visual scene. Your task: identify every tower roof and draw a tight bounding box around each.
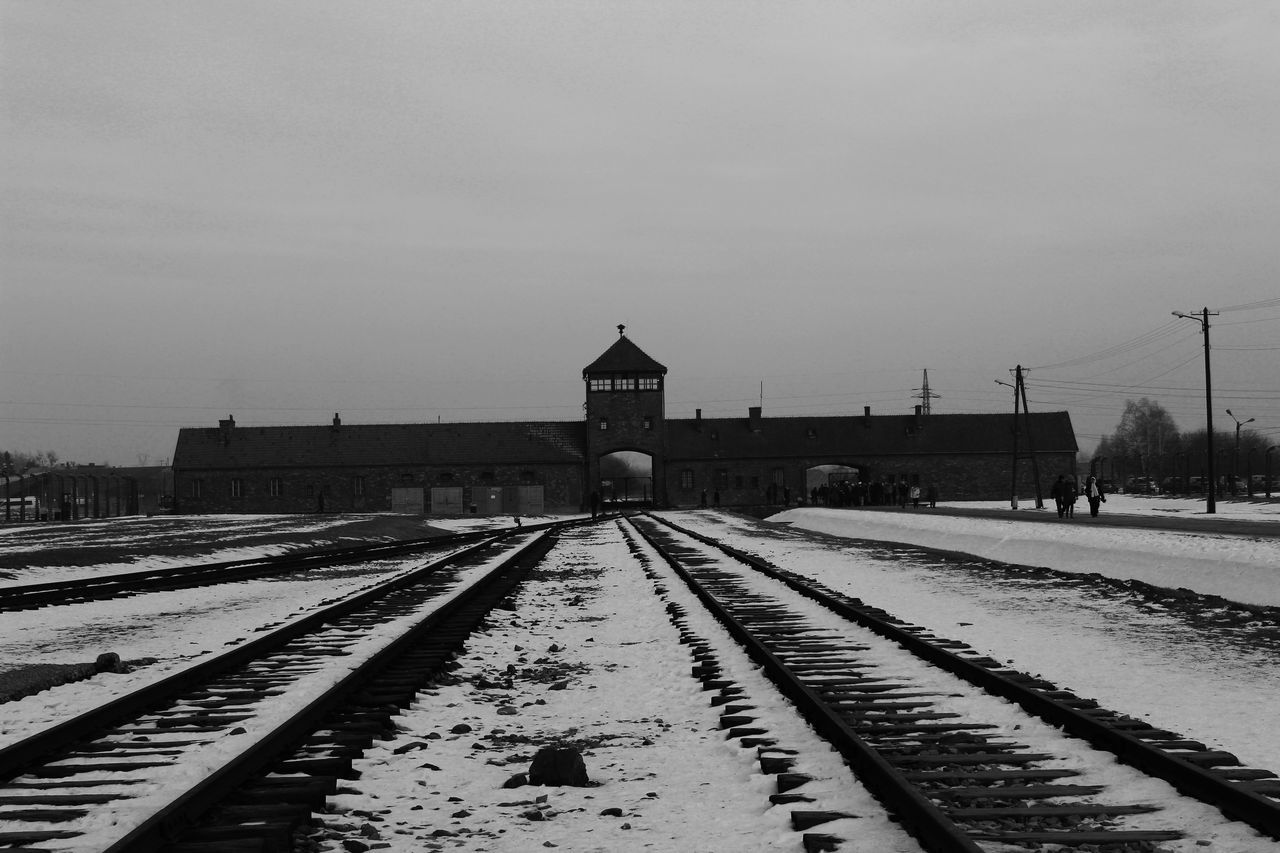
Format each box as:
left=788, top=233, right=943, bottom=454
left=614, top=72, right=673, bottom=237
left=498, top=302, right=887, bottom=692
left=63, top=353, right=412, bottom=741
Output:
left=583, top=328, right=667, bottom=375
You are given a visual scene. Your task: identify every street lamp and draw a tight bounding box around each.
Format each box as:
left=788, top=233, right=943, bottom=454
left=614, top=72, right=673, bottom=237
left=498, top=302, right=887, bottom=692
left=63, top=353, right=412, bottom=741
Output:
left=1226, top=409, right=1254, bottom=497
left=1268, top=446, right=1277, bottom=500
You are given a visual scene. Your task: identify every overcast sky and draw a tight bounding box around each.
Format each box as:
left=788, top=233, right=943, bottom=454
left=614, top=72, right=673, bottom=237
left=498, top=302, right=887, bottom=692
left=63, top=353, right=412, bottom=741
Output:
left=3, top=1, right=1278, bottom=467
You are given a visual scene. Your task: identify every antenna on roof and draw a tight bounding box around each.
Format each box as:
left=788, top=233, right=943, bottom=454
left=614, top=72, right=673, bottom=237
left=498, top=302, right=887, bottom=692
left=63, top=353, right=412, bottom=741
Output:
left=617, top=324, right=626, bottom=337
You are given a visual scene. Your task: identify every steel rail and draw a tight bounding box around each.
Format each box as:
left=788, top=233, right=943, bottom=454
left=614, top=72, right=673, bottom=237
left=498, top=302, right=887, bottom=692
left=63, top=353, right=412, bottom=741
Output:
left=646, top=512, right=1280, bottom=841
left=626, top=516, right=985, bottom=853
left=0, top=519, right=571, bottom=612
left=100, top=527, right=562, bottom=853
left=0, top=531, right=522, bottom=781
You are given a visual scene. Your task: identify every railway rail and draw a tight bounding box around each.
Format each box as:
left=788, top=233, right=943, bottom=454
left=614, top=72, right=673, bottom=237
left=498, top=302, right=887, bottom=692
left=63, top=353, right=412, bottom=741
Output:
left=628, top=512, right=1280, bottom=851
left=0, top=522, right=583, bottom=852
left=0, top=521, right=571, bottom=613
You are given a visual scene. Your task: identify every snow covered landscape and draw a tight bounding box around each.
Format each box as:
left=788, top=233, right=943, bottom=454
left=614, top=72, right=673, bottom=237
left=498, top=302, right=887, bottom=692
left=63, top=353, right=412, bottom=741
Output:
left=1, top=498, right=1278, bottom=852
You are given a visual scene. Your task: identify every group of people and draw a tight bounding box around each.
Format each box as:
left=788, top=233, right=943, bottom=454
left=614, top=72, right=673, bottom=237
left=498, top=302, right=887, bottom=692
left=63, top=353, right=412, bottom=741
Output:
left=811, top=478, right=938, bottom=509
left=1051, top=474, right=1107, bottom=518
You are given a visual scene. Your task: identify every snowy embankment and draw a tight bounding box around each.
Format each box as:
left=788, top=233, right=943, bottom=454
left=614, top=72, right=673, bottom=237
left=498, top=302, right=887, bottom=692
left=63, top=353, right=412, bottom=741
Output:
left=772, top=497, right=1280, bottom=608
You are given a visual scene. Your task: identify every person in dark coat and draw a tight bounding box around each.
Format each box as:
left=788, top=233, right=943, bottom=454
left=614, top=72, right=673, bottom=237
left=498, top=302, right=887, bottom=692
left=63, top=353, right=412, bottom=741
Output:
left=1051, top=475, right=1068, bottom=518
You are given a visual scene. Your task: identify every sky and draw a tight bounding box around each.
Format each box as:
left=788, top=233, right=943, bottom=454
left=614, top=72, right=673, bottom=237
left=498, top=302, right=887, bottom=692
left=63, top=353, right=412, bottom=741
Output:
left=2, top=1, right=1278, bottom=466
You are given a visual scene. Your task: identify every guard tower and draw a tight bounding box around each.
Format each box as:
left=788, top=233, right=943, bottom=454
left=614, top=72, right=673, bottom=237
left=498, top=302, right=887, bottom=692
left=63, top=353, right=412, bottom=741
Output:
left=583, top=325, right=668, bottom=506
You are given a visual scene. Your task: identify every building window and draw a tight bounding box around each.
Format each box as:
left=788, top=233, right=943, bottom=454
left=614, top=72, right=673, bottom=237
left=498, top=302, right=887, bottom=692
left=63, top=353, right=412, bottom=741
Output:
left=615, top=374, right=636, bottom=391
left=589, top=377, right=611, bottom=391
left=190, top=479, right=203, bottom=499
left=638, top=375, right=659, bottom=391
left=599, top=417, right=609, bottom=431
left=230, top=478, right=243, bottom=498
left=268, top=478, right=283, bottom=497
left=806, top=427, right=817, bottom=438
left=440, top=472, right=455, bottom=483
left=680, top=469, right=694, bottom=490
left=353, top=476, right=365, bottom=496
left=772, top=467, right=785, bottom=486
left=643, top=416, right=653, bottom=430
left=715, top=469, right=729, bottom=488
left=481, top=471, right=495, bottom=482
left=710, top=429, right=719, bottom=441
left=520, top=470, right=536, bottom=483
left=734, top=475, right=744, bottom=489
left=750, top=476, right=760, bottom=489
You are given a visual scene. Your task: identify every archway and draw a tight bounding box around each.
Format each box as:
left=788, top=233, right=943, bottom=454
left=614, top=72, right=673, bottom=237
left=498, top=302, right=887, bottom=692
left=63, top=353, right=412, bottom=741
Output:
left=805, top=463, right=861, bottom=507
left=598, top=450, right=654, bottom=507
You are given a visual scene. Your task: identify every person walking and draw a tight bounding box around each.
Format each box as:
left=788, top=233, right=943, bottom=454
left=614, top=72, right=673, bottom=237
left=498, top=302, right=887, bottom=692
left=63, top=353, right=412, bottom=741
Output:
left=1051, top=475, right=1067, bottom=518
left=926, top=483, right=938, bottom=508
left=1065, top=477, right=1078, bottom=518
left=1083, top=475, right=1106, bottom=517
left=909, top=482, right=921, bottom=509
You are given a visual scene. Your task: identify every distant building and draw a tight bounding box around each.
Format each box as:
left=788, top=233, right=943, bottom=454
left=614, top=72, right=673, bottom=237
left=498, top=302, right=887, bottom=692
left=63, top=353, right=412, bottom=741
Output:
left=171, top=330, right=1077, bottom=514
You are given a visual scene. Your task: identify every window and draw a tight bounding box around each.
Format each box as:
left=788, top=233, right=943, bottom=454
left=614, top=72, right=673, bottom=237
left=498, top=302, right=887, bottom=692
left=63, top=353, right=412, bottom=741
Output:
left=715, top=469, right=729, bottom=488
left=268, top=478, right=283, bottom=497
left=353, top=476, right=365, bottom=496
left=710, top=429, right=719, bottom=441
left=190, top=479, right=203, bottom=499
left=440, top=472, right=455, bottom=483
left=772, top=467, right=785, bottom=486
left=638, top=375, right=659, bottom=391
left=615, top=375, right=637, bottom=391
left=230, top=478, right=243, bottom=498
left=734, top=475, right=744, bottom=489
left=589, top=377, right=611, bottom=391
left=750, top=476, right=760, bottom=489
left=680, top=469, right=694, bottom=490
left=806, top=427, right=818, bottom=438
left=643, top=416, right=653, bottom=430
left=520, top=470, right=536, bottom=483
left=481, top=471, right=495, bottom=482
left=599, top=417, right=609, bottom=431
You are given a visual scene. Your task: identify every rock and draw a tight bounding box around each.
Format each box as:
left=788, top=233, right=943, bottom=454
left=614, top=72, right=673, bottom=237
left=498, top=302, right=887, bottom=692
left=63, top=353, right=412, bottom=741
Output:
left=94, top=652, right=125, bottom=673
left=503, top=773, right=528, bottom=789
left=496, top=706, right=518, bottom=716
left=341, top=841, right=369, bottom=853
left=549, top=681, right=568, bottom=691
left=528, top=746, right=589, bottom=787
left=450, top=723, right=472, bottom=734
left=523, top=809, right=546, bottom=821
left=359, top=823, right=381, bottom=839
left=600, top=807, right=624, bottom=817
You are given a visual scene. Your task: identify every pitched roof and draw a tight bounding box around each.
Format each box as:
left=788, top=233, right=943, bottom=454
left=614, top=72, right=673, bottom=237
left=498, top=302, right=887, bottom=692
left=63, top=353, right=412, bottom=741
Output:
left=667, top=411, right=1077, bottom=460
left=173, top=421, right=586, bottom=470
left=583, top=335, right=667, bottom=375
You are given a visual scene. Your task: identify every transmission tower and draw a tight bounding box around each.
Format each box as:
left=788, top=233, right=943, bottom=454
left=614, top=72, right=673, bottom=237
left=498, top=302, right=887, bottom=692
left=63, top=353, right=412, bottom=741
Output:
left=912, top=369, right=939, bottom=415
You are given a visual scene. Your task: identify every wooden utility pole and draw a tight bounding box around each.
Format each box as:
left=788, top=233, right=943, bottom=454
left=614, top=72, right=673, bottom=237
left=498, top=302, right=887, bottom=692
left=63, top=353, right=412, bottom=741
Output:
left=1003, top=366, right=1044, bottom=510
left=1173, top=307, right=1218, bottom=514
left=1017, top=366, right=1045, bottom=509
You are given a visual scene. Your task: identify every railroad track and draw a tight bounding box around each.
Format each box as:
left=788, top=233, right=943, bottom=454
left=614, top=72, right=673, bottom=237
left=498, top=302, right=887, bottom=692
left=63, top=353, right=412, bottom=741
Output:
left=0, top=522, right=564, bottom=613
left=0, top=522, right=582, bottom=852
left=628, top=512, right=1280, bottom=852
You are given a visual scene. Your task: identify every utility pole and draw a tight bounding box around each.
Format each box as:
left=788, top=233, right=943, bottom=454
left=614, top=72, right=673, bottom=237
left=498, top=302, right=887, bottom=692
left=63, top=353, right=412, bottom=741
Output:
left=1173, top=307, right=1218, bottom=513
left=1017, top=366, right=1045, bottom=509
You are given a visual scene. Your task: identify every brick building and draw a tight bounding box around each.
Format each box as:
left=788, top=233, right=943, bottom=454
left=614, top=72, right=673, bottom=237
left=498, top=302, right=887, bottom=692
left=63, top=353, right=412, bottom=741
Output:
left=172, top=329, right=1077, bottom=514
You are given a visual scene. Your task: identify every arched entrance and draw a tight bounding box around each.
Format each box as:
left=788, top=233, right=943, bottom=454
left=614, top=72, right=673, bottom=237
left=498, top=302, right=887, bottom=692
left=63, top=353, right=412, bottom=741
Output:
left=598, top=450, right=654, bottom=507
left=805, top=463, right=861, bottom=507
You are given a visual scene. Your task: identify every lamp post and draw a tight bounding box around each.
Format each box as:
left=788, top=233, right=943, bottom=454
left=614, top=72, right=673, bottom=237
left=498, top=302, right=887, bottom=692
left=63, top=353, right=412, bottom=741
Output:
left=1225, top=410, right=1254, bottom=498
left=1268, top=446, right=1277, bottom=500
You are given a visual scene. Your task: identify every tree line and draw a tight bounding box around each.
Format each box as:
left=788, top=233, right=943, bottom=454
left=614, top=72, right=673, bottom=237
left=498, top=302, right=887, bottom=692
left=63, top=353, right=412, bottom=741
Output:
left=1094, top=398, right=1273, bottom=487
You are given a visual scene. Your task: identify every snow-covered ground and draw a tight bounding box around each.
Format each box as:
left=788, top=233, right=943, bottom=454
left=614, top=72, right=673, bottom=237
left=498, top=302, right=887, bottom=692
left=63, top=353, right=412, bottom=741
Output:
left=2, top=503, right=1277, bottom=851
left=776, top=495, right=1280, bottom=607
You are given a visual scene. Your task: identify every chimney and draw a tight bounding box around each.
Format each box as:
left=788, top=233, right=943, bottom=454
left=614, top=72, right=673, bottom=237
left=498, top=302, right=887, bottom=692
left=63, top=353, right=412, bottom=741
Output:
left=218, top=415, right=235, bottom=445
left=748, top=406, right=762, bottom=432
left=332, top=412, right=341, bottom=430
left=695, top=408, right=703, bottom=431
left=863, top=405, right=872, bottom=428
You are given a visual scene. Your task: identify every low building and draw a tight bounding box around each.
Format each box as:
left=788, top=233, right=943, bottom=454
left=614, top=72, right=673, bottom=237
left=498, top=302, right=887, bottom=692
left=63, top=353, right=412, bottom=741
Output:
left=172, top=330, right=1077, bottom=514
